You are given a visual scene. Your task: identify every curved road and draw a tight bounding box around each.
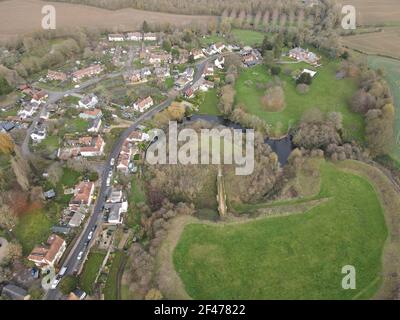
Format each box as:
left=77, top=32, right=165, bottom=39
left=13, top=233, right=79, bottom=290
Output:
left=45, top=56, right=216, bottom=299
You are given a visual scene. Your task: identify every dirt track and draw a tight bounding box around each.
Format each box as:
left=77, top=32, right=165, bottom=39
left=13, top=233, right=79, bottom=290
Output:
left=0, top=0, right=217, bottom=41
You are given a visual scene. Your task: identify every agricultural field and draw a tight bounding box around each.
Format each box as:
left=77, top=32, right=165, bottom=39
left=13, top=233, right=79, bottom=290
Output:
left=367, top=56, right=400, bottom=161
left=0, top=0, right=216, bottom=42
left=340, top=27, right=400, bottom=60
left=235, top=62, right=364, bottom=139
left=337, top=0, right=400, bottom=26
left=173, top=162, right=388, bottom=299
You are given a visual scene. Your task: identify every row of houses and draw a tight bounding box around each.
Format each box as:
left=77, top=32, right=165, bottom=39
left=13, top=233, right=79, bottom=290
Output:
left=123, top=67, right=152, bottom=84
left=47, top=64, right=104, bottom=83
left=57, top=135, right=105, bottom=160
left=108, top=32, right=157, bottom=42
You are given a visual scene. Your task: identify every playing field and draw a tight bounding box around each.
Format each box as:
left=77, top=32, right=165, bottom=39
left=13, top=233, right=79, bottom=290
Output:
left=173, top=162, right=387, bottom=299
left=235, top=62, right=364, bottom=139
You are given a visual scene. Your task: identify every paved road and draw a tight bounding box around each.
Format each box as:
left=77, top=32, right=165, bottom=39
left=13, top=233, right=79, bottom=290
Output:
left=45, top=56, right=215, bottom=300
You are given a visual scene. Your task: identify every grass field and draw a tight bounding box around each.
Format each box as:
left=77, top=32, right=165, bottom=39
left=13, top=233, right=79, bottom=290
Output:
left=367, top=56, right=400, bottom=161
left=231, top=29, right=265, bottom=46
left=173, top=162, right=387, bottom=299
left=104, top=252, right=125, bottom=300
left=197, top=89, right=221, bottom=116
left=235, top=62, right=364, bottom=139
left=79, top=251, right=106, bottom=295
left=14, top=209, right=53, bottom=255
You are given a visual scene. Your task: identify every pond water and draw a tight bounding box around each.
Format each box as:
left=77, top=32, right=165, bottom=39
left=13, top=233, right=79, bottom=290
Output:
left=184, top=115, right=294, bottom=166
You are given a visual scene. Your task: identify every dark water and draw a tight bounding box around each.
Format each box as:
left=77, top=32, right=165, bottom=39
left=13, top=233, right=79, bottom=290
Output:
left=184, top=115, right=294, bottom=166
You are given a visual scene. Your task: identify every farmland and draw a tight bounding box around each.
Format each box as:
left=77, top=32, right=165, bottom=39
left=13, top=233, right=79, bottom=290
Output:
left=0, top=0, right=216, bottom=42
left=173, top=162, right=388, bottom=299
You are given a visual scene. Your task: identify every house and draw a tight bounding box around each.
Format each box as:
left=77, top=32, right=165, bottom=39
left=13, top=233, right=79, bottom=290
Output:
left=133, top=96, right=154, bottom=113
left=148, top=52, right=172, bottom=65
left=174, top=77, right=191, bottom=89
left=70, top=181, right=94, bottom=207
left=191, top=49, right=205, bottom=60
left=105, top=202, right=128, bottom=224
left=289, top=47, right=320, bottom=65
left=68, top=212, right=85, bottom=227
left=143, top=33, right=157, bottom=41
left=181, top=67, right=194, bottom=80
left=117, top=140, right=135, bottom=173
left=30, top=125, right=47, bottom=143
left=79, top=108, right=102, bottom=120
left=123, top=68, right=151, bottom=84
left=68, top=288, right=87, bottom=300
left=47, top=70, right=68, bottom=81
left=58, top=135, right=105, bottom=159
left=1, top=285, right=30, bottom=300
left=27, top=234, right=66, bottom=269
left=108, top=34, right=124, bottom=42
left=154, top=66, right=170, bottom=78
left=72, top=64, right=103, bottom=82
left=199, top=80, right=214, bottom=92
left=203, top=62, right=214, bottom=77
left=107, top=188, right=123, bottom=203
left=18, top=103, right=39, bottom=120
left=31, top=90, right=48, bottom=104
left=39, top=108, right=50, bottom=120
left=88, top=117, right=102, bottom=133
left=127, top=130, right=150, bottom=142
left=126, top=32, right=142, bottom=41
left=78, top=95, right=99, bottom=109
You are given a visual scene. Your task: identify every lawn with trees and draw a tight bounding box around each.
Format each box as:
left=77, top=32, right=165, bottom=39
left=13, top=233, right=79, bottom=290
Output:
left=79, top=251, right=106, bottom=295
left=173, top=162, right=387, bottom=299
left=234, top=62, right=364, bottom=139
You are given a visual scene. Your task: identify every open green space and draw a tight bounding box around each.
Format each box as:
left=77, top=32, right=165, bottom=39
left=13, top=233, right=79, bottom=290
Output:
left=197, top=89, right=221, bottom=116
left=235, top=62, right=364, bottom=140
left=231, top=29, right=265, bottom=46
left=79, top=251, right=106, bottom=295
left=173, top=162, right=387, bottom=299
left=367, top=56, right=400, bottom=161
left=14, top=209, right=54, bottom=255
left=104, top=251, right=125, bottom=300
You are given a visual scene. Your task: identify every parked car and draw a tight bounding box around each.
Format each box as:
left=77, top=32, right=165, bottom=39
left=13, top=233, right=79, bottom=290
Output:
left=110, top=158, right=115, bottom=166
left=88, top=231, right=93, bottom=240
left=77, top=251, right=84, bottom=261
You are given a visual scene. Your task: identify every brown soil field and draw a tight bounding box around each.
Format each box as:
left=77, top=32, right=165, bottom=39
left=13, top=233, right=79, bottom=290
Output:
left=337, top=0, right=400, bottom=26
left=340, top=27, right=400, bottom=59
left=0, top=0, right=217, bottom=41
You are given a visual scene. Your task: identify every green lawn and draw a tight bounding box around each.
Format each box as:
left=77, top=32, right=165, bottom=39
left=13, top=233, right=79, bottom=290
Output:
left=35, top=136, right=59, bottom=154
left=368, top=56, right=400, bottom=161
left=197, top=89, right=221, bottom=116
left=104, top=251, right=125, bottom=300
left=61, top=118, right=89, bottom=134
left=235, top=62, right=364, bottom=140
left=231, top=29, right=265, bottom=46
left=173, top=162, right=387, bottom=299
left=14, top=210, right=54, bottom=255
left=79, top=251, right=106, bottom=295
left=129, top=176, right=147, bottom=204
left=165, top=77, right=174, bottom=89
left=59, top=167, right=81, bottom=188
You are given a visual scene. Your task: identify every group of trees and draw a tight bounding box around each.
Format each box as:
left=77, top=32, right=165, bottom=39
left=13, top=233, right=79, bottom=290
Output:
left=350, top=64, right=395, bottom=157
left=0, top=75, right=12, bottom=96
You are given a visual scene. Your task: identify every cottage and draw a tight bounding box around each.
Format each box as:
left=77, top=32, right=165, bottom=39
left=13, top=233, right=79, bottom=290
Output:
left=79, top=108, right=102, bottom=119
left=191, top=49, right=205, bottom=60
left=126, top=32, right=142, bottom=41
left=58, top=135, right=105, bottom=159
left=44, top=189, right=56, bottom=200
left=70, top=181, right=95, bottom=207
left=289, top=47, right=320, bottom=65
left=27, top=234, right=66, bottom=269
left=68, top=212, right=85, bottom=227
left=127, top=130, right=150, bottom=142
left=78, top=95, right=99, bottom=109
left=108, top=34, right=124, bottom=42
left=133, top=96, right=154, bottom=113
left=88, top=118, right=102, bottom=133
left=30, top=125, right=47, bottom=143
left=143, top=33, right=157, bottom=41
left=72, top=64, right=103, bottom=82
